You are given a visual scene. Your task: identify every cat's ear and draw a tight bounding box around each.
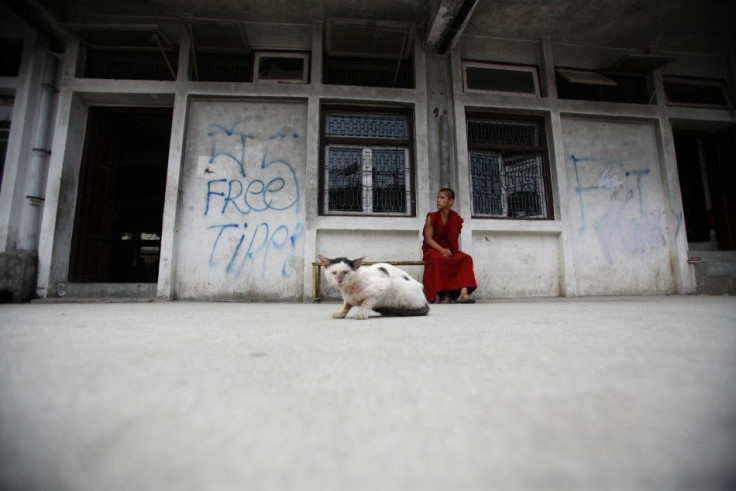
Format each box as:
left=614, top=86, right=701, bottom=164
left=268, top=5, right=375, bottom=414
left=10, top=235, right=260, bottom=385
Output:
left=353, top=256, right=365, bottom=268
left=317, top=254, right=331, bottom=267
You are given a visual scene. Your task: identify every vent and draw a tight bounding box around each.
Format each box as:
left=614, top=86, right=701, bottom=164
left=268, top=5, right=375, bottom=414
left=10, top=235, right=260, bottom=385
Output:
left=463, top=62, right=539, bottom=95
left=664, top=77, right=730, bottom=108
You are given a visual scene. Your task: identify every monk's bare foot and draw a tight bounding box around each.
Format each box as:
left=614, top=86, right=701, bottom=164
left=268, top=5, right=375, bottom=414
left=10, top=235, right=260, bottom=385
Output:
left=456, top=295, right=475, bottom=304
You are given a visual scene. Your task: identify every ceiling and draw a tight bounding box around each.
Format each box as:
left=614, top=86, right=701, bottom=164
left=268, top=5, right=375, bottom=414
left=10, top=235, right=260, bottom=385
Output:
left=464, top=0, right=736, bottom=55
left=6, top=0, right=736, bottom=56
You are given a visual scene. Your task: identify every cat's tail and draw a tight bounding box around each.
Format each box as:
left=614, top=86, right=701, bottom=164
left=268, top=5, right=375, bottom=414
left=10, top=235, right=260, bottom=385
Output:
left=374, top=304, right=430, bottom=317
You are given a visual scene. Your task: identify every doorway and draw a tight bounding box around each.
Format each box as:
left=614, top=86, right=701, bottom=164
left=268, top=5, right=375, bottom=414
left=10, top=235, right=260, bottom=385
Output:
left=69, top=107, right=172, bottom=282
left=674, top=126, right=736, bottom=251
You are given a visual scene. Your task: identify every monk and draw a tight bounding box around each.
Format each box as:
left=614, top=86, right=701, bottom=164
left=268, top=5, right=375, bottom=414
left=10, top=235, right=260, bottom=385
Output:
left=422, top=188, right=477, bottom=303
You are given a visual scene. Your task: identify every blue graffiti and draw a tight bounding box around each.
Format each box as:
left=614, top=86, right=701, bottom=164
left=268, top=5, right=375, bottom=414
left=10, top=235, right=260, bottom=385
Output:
left=208, top=222, right=305, bottom=277
left=571, top=155, right=651, bottom=235
left=571, top=154, right=668, bottom=263
left=593, top=191, right=665, bottom=264
left=203, top=121, right=304, bottom=277
left=204, top=154, right=300, bottom=216
left=207, top=121, right=254, bottom=178
left=673, top=209, right=684, bottom=237
left=208, top=123, right=300, bottom=178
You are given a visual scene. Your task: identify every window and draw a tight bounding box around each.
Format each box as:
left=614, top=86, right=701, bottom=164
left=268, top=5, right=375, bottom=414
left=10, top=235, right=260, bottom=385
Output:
left=664, top=77, right=730, bottom=109
left=184, top=18, right=251, bottom=82
left=323, top=20, right=414, bottom=88
left=69, top=24, right=179, bottom=81
left=321, top=107, right=414, bottom=216
left=556, top=68, right=649, bottom=104
left=195, top=52, right=253, bottom=82
left=82, top=48, right=179, bottom=80
left=323, top=56, right=413, bottom=88
left=462, top=62, right=540, bottom=96
left=254, top=52, right=309, bottom=83
left=467, top=115, right=552, bottom=219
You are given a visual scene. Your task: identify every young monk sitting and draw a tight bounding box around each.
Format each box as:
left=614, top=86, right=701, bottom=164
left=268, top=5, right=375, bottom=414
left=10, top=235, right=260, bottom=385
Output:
left=421, top=188, right=477, bottom=303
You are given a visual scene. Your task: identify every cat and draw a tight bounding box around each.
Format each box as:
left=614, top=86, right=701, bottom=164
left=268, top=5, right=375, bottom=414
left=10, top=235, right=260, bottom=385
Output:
left=318, top=255, right=430, bottom=319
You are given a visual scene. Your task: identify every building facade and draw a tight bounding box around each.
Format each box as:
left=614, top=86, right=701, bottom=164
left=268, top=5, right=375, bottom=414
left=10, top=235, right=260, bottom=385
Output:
left=1, top=0, right=735, bottom=302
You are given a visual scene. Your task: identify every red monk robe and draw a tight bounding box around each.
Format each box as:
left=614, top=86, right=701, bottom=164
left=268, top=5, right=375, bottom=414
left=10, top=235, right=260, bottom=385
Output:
left=421, top=210, right=477, bottom=303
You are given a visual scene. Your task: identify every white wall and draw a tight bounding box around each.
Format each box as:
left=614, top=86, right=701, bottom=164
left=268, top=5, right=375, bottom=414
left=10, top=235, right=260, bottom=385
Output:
left=562, top=117, right=674, bottom=295
left=174, top=98, right=308, bottom=300
left=472, top=232, right=561, bottom=298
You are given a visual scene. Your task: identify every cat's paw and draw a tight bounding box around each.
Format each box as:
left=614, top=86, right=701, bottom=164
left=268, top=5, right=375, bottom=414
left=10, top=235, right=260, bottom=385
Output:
left=354, top=308, right=371, bottom=320
left=332, top=310, right=348, bottom=319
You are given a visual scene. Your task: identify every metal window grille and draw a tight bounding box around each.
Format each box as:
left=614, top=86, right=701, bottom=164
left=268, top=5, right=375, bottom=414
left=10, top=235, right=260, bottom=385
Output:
left=195, top=52, right=253, bottom=82
left=470, top=152, right=503, bottom=216
left=83, top=48, right=179, bottom=80
left=326, top=113, right=409, bottom=139
left=325, top=146, right=410, bottom=214
left=467, top=119, right=540, bottom=146
left=324, top=57, right=413, bottom=88
left=468, top=117, right=550, bottom=219
left=322, top=110, right=412, bottom=216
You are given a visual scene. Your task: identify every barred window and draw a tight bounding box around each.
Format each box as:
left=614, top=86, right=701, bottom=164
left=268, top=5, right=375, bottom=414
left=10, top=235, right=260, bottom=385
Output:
left=321, top=108, right=413, bottom=216
left=467, top=115, right=552, bottom=219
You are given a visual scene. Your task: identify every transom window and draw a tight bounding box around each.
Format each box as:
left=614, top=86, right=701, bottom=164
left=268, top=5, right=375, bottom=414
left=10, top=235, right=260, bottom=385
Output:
left=321, top=108, right=414, bottom=216
left=467, top=115, right=552, bottom=219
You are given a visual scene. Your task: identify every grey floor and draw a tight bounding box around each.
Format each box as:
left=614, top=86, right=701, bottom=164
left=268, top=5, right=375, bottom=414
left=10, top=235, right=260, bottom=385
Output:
left=1, top=295, right=735, bottom=491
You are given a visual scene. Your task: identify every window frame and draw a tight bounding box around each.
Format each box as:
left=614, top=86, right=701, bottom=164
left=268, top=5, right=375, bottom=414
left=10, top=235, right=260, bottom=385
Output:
left=253, top=51, right=310, bottom=84
left=462, top=61, right=541, bottom=96
left=663, top=76, right=731, bottom=109
left=319, top=105, right=416, bottom=217
left=466, top=113, right=554, bottom=220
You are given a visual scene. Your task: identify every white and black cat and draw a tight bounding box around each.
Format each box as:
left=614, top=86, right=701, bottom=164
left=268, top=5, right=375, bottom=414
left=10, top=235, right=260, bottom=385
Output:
left=318, top=255, right=430, bottom=319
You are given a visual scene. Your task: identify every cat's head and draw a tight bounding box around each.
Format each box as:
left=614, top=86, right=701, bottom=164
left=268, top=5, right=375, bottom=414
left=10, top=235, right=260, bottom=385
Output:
left=318, top=255, right=364, bottom=287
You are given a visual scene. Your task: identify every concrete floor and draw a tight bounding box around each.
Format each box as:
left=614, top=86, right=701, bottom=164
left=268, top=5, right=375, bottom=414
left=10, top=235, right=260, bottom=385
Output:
left=1, top=296, right=735, bottom=491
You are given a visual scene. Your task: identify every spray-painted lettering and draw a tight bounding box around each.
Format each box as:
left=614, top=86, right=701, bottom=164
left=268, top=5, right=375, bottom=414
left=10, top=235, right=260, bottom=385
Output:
left=204, top=121, right=303, bottom=277
left=571, top=154, right=666, bottom=263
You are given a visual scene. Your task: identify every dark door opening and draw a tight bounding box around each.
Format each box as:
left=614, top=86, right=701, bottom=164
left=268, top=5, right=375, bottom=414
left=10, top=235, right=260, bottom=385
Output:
left=674, top=126, right=736, bottom=251
left=69, top=107, right=172, bottom=282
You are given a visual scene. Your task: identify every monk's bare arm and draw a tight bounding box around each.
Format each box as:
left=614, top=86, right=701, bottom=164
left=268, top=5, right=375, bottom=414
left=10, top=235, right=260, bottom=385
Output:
left=423, top=216, right=452, bottom=257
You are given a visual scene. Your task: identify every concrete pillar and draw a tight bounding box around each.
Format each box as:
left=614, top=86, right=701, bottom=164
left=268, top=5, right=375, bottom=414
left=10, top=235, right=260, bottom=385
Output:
left=156, top=25, right=190, bottom=300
